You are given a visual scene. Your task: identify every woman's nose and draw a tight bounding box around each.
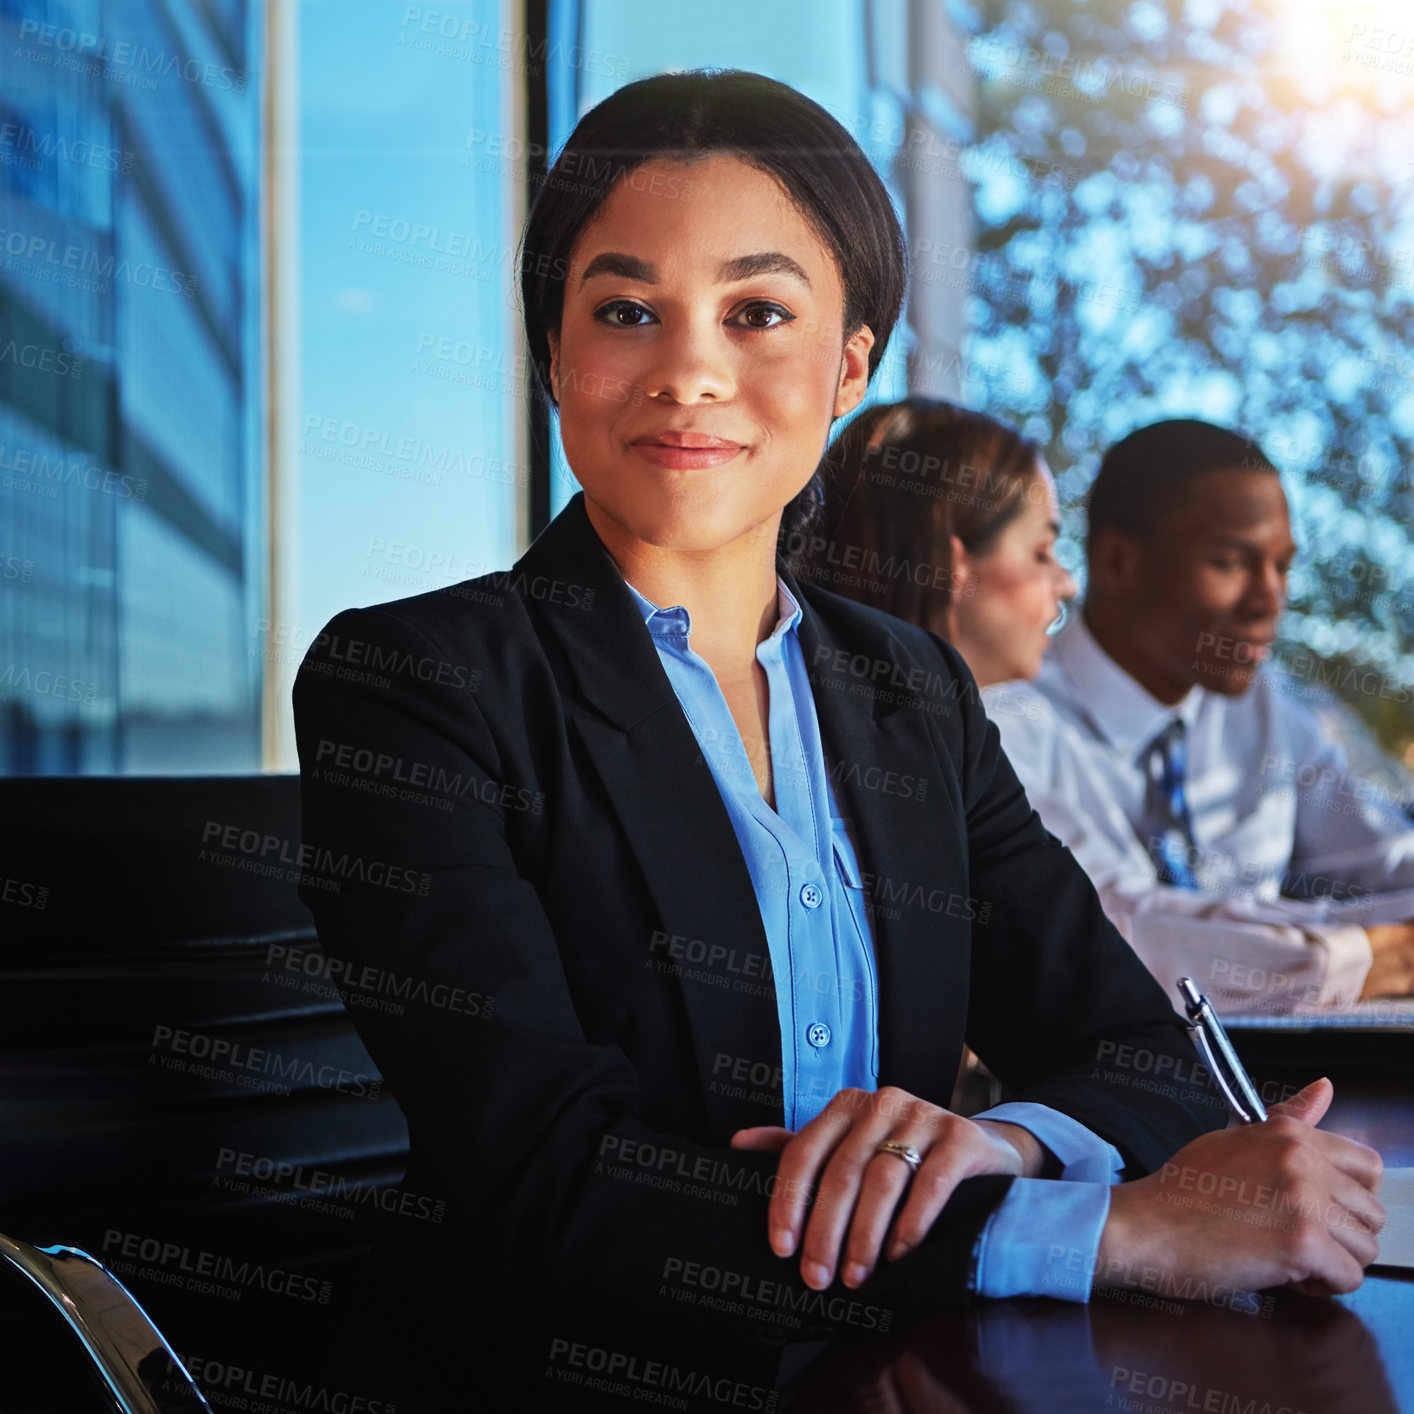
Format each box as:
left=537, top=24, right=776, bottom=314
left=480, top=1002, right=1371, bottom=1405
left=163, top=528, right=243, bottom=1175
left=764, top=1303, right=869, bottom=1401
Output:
left=641, top=319, right=735, bottom=403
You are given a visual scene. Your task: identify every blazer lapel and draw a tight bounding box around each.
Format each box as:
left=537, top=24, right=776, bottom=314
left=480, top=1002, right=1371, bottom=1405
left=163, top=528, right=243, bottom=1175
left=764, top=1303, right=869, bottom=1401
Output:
left=513, top=496, right=781, bottom=1141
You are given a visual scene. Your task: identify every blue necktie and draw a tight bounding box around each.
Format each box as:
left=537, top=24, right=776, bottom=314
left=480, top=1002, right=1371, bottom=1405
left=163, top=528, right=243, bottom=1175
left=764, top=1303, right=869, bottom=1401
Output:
left=1141, top=718, right=1200, bottom=889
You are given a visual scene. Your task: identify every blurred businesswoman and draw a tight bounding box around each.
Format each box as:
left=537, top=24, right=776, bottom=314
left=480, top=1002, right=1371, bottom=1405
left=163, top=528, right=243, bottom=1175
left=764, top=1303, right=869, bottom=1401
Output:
left=293, top=70, right=1384, bottom=1402
left=803, top=400, right=1076, bottom=688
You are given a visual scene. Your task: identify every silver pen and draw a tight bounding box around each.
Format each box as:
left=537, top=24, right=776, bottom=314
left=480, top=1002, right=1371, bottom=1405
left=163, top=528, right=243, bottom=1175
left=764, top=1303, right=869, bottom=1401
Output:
left=1176, top=977, right=1268, bottom=1124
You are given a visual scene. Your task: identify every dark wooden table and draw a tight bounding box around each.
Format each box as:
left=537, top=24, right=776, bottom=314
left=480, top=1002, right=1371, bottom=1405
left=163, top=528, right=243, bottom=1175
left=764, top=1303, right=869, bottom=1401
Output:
left=779, top=1068, right=1413, bottom=1413
left=781, top=1278, right=1411, bottom=1412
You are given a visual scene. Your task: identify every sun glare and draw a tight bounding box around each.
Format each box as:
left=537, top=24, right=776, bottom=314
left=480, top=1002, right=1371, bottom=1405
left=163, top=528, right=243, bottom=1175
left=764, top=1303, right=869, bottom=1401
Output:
left=1272, top=0, right=1414, bottom=97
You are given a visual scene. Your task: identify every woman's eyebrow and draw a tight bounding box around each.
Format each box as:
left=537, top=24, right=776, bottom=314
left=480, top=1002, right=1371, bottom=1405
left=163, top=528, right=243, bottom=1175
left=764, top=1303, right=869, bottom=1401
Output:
left=578, top=251, right=811, bottom=289
left=719, top=252, right=811, bottom=286
left=579, top=252, right=654, bottom=287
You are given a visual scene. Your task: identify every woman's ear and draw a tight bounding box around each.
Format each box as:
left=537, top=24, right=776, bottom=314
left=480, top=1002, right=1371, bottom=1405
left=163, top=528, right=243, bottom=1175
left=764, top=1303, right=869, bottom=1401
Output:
left=833, top=324, right=875, bottom=419
left=546, top=331, right=561, bottom=403
left=949, top=534, right=972, bottom=604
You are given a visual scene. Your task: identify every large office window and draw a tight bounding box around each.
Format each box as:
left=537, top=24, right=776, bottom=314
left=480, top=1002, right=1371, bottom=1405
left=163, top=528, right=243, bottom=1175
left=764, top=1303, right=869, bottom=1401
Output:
left=962, top=0, right=1414, bottom=778
left=8, top=0, right=1409, bottom=777
left=0, top=0, right=262, bottom=773
left=0, top=0, right=526, bottom=774
left=292, top=0, right=524, bottom=706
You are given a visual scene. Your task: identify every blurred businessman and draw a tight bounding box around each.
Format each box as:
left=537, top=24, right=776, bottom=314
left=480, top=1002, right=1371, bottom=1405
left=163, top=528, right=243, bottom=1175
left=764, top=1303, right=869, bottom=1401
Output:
left=985, top=419, right=1414, bottom=1013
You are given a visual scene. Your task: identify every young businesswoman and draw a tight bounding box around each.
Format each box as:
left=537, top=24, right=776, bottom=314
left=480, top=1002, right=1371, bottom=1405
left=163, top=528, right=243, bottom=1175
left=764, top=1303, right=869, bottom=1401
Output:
left=292, top=70, right=1384, bottom=1400
left=802, top=399, right=1077, bottom=688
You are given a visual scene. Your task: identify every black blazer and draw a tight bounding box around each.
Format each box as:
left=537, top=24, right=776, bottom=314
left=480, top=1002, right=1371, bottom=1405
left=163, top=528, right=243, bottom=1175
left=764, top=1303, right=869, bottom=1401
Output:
left=292, top=492, right=1219, bottom=1347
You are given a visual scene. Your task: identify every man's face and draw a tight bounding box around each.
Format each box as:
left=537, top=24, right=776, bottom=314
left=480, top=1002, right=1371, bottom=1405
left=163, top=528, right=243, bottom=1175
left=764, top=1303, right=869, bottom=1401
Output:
left=1100, top=469, right=1295, bottom=698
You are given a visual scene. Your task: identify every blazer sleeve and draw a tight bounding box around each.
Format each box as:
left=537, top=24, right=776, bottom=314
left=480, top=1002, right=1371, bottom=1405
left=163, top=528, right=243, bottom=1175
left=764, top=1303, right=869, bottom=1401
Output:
left=941, top=635, right=1228, bottom=1172
left=293, top=604, right=1017, bottom=1337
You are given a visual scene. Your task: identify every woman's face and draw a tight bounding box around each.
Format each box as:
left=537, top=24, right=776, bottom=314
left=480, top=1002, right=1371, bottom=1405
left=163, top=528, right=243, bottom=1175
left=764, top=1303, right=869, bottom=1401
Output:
left=951, top=461, right=1077, bottom=686
left=546, top=154, right=874, bottom=559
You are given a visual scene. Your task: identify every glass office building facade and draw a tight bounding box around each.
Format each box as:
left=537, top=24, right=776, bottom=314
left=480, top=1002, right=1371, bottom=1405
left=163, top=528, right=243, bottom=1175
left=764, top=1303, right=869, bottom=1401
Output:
left=0, top=0, right=263, bottom=773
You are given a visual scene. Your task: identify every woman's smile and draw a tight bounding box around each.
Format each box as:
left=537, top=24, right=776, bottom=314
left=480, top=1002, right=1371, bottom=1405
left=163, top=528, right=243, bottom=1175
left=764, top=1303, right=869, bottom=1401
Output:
left=631, top=427, right=746, bottom=470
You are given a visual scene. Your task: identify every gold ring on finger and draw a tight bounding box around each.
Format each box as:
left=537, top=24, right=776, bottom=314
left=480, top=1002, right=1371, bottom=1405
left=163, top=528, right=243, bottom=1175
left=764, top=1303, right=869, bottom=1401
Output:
left=875, top=1140, right=922, bottom=1173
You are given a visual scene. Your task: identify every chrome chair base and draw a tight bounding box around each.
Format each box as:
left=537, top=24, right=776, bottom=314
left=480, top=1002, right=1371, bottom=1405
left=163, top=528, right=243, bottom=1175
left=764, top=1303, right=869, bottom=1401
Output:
left=0, top=1231, right=209, bottom=1413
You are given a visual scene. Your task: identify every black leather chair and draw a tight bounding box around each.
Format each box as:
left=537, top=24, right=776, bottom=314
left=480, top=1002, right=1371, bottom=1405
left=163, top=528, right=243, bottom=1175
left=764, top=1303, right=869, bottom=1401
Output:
left=0, top=775, right=410, bottom=1396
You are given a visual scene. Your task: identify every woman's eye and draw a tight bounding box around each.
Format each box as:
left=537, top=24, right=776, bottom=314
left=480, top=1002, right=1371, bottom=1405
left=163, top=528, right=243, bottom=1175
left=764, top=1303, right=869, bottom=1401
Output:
left=594, top=300, right=655, bottom=328
left=734, top=302, right=793, bottom=330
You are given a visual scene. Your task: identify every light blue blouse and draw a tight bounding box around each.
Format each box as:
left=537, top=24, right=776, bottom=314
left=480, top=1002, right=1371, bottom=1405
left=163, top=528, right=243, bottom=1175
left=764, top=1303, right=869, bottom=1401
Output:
left=623, top=572, right=1122, bottom=1301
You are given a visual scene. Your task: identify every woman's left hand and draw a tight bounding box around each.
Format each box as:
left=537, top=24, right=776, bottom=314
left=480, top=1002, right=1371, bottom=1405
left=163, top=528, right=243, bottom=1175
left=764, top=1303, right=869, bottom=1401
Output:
left=731, top=1087, right=1038, bottom=1291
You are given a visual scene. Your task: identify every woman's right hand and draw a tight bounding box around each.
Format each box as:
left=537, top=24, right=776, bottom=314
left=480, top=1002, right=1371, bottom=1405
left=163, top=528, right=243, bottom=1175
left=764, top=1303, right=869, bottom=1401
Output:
left=731, top=1085, right=1031, bottom=1291
left=1095, top=1079, right=1385, bottom=1301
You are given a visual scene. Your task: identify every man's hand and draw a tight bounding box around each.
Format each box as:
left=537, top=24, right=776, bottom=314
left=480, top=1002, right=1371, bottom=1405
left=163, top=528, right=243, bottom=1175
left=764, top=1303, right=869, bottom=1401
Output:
left=1362, top=923, right=1414, bottom=998
left=1096, top=1079, right=1384, bottom=1301
left=730, top=1086, right=1037, bottom=1291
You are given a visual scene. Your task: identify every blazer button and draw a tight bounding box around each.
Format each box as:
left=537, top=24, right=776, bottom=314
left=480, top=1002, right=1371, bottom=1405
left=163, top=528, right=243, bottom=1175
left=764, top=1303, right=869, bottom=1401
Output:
left=807, top=1022, right=831, bottom=1048
left=799, top=883, right=824, bottom=909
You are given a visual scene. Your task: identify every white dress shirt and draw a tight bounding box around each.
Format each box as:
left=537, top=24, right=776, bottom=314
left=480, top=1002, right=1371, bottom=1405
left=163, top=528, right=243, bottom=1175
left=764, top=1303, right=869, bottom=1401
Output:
left=981, top=611, right=1414, bottom=1013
